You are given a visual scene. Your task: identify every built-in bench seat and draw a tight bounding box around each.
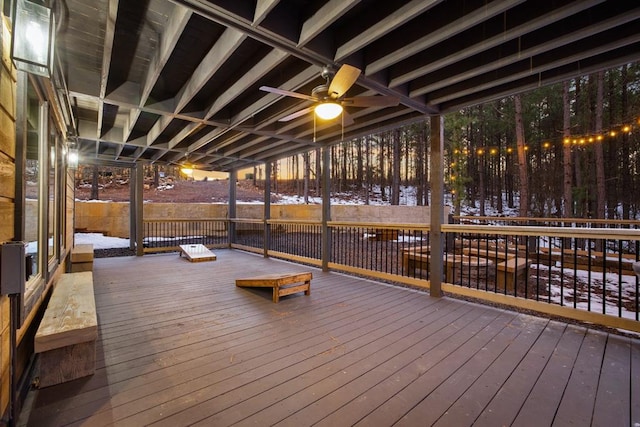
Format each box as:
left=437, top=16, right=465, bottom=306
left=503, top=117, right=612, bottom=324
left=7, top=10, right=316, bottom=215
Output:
left=70, top=244, right=94, bottom=272
left=496, top=258, right=530, bottom=292
left=34, top=271, right=97, bottom=388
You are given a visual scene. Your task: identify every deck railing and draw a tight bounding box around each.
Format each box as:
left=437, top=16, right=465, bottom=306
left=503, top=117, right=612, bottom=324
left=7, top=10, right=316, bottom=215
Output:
left=453, top=215, right=640, bottom=229
left=142, top=218, right=228, bottom=253
left=230, top=218, right=264, bottom=253
left=142, top=217, right=640, bottom=332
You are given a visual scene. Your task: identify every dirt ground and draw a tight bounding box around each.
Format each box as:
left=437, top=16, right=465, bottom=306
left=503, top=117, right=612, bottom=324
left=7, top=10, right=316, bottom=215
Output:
left=74, top=179, right=283, bottom=203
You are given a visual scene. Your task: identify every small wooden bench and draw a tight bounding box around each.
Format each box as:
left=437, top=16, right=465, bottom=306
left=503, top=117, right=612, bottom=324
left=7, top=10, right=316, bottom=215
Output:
left=444, top=254, right=494, bottom=284
left=496, top=258, right=530, bottom=292
left=462, top=247, right=516, bottom=262
left=179, top=244, right=217, bottom=262
left=402, top=246, right=431, bottom=277
left=35, top=271, right=97, bottom=387
left=70, top=244, right=94, bottom=272
left=236, top=272, right=312, bottom=303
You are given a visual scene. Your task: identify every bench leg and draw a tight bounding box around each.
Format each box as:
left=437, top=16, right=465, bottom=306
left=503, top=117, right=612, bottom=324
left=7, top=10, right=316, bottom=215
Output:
left=38, top=341, right=96, bottom=388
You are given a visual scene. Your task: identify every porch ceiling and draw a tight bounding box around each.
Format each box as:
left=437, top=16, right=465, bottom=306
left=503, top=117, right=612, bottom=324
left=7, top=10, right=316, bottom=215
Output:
left=56, top=0, right=640, bottom=172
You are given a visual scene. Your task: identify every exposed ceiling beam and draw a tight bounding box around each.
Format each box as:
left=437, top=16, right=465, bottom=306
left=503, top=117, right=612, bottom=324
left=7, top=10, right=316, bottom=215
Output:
left=334, top=0, right=443, bottom=62
left=440, top=50, right=640, bottom=113
left=174, top=27, right=246, bottom=114
left=388, top=0, right=606, bottom=88
left=173, top=0, right=436, bottom=115
left=412, top=12, right=640, bottom=99
left=365, top=0, right=526, bottom=75
left=124, top=5, right=192, bottom=142
left=430, top=35, right=640, bottom=105
left=204, top=48, right=288, bottom=119
left=253, top=0, right=280, bottom=26
left=97, top=0, right=119, bottom=141
left=298, top=0, right=360, bottom=47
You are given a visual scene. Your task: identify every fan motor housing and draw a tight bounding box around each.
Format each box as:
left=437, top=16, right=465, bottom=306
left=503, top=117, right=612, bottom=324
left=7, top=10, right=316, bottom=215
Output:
left=312, top=84, right=330, bottom=100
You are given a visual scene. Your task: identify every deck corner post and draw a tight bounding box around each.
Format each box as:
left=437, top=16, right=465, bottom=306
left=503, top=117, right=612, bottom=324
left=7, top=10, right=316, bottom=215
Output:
left=228, top=169, right=237, bottom=247
left=135, top=162, right=144, bottom=256
left=429, top=115, right=444, bottom=297
left=129, top=164, right=136, bottom=251
left=264, top=161, right=272, bottom=258
left=321, top=146, right=331, bottom=271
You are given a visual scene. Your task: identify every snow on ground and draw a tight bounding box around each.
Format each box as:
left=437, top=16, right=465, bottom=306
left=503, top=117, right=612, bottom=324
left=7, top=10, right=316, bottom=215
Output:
left=75, top=233, right=130, bottom=249
left=534, top=264, right=638, bottom=321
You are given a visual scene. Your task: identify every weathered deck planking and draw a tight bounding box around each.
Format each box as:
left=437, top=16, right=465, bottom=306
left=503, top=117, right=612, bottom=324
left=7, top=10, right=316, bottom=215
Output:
left=19, top=249, right=640, bottom=426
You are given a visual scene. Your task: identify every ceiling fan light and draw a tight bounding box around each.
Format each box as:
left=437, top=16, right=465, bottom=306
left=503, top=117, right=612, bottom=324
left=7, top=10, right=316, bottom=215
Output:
left=315, top=102, right=343, bottom=120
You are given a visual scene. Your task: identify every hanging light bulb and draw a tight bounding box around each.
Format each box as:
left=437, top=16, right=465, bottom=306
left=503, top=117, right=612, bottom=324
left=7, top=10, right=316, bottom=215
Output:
left=181, top=152, right=194, bottom=176
left=315, top=102, right=343, bottom=120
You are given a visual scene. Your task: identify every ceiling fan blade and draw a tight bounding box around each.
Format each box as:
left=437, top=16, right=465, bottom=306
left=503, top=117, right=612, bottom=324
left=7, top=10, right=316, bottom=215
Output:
left=279, top=106, right=314, bottom=122
left=344, top=95, right=400, bottom=107
left=328, top=64, right=361, bottom=99
left=260, top=86, right=316, bottom=101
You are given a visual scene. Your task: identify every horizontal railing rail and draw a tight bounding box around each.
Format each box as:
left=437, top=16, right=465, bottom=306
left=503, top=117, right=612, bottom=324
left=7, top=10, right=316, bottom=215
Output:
left=453, top=215, right=640, bottom=228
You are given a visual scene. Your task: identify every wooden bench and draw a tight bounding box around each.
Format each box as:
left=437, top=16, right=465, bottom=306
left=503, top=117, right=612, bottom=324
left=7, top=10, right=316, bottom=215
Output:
left=70, top=244, right=94, bottom=272
left=368, top=229, right=399, bottom=241
left=444, top=254, right=494, bottom=284
left=35, top=272, right=97, bottom=388
left=402, top=246, right=430, bottom=277
left=236, top=272, right=312, bottom=303
left=462, top=247, right=516, bottom=261
left=179, top=244, right=217, bottom=262
left=496, top=258, right=530, bottom=292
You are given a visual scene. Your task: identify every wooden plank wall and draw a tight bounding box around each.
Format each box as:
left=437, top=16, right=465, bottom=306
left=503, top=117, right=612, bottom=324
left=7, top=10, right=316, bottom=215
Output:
left=0, top=14, right=17, bottom=419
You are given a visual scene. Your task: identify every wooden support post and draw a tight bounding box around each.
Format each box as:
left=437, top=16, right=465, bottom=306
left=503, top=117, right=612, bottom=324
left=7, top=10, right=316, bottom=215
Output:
left=129, top=165, right=136, bottom=251
left=228, top=169, right=237, bottom=246
left=135, top=163, right=144, bottom=256
left=264, top=161, right=271, bottom=258
left=321, top=146, right=331, bottom=271
left=429, top=115, right=444, bottom=297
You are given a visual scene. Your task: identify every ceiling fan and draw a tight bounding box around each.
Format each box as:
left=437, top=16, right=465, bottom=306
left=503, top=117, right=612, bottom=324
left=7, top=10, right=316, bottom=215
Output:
left=259, top=64, right=399, bottom=124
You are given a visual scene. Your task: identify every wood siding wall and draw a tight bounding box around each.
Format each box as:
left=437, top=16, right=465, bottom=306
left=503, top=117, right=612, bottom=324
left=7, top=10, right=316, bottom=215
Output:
left=0, top=15, right=16, bottom=419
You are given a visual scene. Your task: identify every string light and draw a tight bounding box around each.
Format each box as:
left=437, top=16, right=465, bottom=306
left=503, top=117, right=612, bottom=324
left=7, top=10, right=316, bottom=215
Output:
left=448, top=118, right=637, bottom=158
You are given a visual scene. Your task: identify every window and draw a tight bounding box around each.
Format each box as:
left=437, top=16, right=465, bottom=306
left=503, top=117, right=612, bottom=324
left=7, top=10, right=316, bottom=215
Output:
left=17, top=71, right=66, bottom=314
left=23, top=75, right=43, bottom=293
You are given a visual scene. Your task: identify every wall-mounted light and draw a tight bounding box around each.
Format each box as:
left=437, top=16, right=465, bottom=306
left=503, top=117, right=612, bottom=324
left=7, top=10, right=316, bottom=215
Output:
left=67, top=147, right=79, bottom=169
left=315, top=102, right=343, bottom=120
left=11, top=0, right=55, bottom=78
left=180, top=165, right=194, bottom=176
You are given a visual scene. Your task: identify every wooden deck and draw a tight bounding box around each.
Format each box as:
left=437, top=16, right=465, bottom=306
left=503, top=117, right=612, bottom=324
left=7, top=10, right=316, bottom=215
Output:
left=19, top=250, right=640, bottom=426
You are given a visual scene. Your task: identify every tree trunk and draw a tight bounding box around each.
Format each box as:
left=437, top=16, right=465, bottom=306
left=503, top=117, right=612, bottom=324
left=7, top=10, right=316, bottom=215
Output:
left=562, top=81, right=573, bottom=217
left=620, top=65, right=631, bottom=219
left=357, top=137, right=364, bottom=189
left=303, top=152, right=310, bottom=203
left=392, top=128, right=401, bottom=205
left=514, top=95, right=529, bottom=216
left=594, top=71, right=606, bottom=219
left=315, top=148, right=321, bottom=195
left=91, top=165, right=99, bottom=200
left=365, top=138, right=371, bottom=205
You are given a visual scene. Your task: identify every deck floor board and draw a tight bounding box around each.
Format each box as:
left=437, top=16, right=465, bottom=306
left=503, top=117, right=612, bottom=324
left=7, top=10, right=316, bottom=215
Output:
left=19, top=250, right=640, bottom=426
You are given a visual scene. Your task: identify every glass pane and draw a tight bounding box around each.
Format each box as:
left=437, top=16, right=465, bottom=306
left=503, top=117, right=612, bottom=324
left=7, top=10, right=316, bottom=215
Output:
left=48, top=126, right=56, bottom=262
left=25, top=80, right=40, bottom=280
